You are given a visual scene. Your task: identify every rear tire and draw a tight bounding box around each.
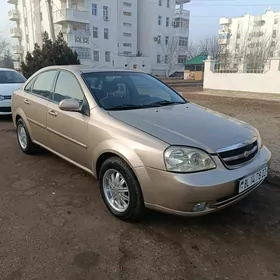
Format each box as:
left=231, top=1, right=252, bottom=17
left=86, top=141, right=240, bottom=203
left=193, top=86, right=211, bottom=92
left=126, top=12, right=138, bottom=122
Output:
left=16, top=118, right=41, bottom=155
left=99, top=156, right=145, bottom=222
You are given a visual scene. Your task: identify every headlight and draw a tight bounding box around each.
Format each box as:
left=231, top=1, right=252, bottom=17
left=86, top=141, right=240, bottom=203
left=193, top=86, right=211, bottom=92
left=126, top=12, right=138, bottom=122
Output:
left=255, top=130, right=263, bottom=148
left=164, top=146, right=216, bottom=173
left=0, top=95, right=5, bottom=101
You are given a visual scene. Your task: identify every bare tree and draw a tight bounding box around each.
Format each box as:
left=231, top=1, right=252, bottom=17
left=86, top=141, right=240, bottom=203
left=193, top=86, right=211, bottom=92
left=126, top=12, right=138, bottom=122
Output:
left=199, top=35, right=221, bottom=59
left=160, top=36, right=188, bottom=76
left=0, top=39, right=9, bottom=58
left=233, top=31, right=280, bottom=72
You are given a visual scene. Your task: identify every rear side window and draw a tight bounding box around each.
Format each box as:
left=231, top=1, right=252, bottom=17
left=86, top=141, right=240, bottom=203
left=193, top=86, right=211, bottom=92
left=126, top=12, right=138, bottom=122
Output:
left=32, top=71, right=57, bottom=99
left=53, top=71, right=84, bottom=104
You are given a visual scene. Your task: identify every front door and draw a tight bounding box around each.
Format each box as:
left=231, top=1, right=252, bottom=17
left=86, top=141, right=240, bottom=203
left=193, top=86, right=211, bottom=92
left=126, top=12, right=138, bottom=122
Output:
left=22, top=70, right=57, bottom=145
left=46, top=70, right=90, bottom=169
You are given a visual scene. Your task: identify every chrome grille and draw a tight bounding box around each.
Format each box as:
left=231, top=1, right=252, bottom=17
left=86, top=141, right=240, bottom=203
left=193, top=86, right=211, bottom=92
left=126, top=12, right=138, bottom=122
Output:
left=218, top=140, right=258, bottom=168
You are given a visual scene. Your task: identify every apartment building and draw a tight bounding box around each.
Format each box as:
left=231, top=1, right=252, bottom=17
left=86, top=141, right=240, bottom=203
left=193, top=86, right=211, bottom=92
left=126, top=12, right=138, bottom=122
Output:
left=218, top=9, right=280, bottom=62
left=7, top=0, right=191, bottom=76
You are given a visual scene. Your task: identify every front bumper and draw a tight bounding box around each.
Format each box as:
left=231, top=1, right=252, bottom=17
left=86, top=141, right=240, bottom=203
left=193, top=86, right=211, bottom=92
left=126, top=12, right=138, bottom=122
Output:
left=135, top=146, right=271, bottom=217
left=0, top=99, right=12, bottom=115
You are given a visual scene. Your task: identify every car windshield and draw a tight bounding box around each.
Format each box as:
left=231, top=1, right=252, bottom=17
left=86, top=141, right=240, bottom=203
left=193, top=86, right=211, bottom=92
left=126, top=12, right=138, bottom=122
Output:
left=82, top=72, right=187, bottom=110
left=0, top=70, right=26, bottom=84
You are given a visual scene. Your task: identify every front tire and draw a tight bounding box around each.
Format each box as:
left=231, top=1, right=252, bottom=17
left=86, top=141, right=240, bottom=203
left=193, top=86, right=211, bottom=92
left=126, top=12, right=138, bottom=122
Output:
left=99, top=157, right=145, bottom=222
left=16, top=118, right=40, bottom=155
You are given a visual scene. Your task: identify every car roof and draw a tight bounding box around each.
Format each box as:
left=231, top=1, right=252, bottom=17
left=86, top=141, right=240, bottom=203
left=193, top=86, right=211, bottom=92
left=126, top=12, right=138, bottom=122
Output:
left=39, top=65, right=145, bottom=74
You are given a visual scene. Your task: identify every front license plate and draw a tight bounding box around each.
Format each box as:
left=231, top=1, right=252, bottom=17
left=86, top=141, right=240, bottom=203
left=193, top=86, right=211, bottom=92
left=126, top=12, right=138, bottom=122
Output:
left=239, top=166, right=268, bottom=193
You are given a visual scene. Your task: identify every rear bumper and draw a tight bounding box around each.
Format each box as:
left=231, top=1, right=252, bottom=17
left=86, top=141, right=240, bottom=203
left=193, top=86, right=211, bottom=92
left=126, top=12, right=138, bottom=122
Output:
left=135, top=146, right=271, bottom=217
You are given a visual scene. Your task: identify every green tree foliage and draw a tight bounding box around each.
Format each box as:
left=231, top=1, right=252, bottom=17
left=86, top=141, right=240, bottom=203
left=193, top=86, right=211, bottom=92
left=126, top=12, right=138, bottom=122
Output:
left=21, top=32, right=80, bottom=78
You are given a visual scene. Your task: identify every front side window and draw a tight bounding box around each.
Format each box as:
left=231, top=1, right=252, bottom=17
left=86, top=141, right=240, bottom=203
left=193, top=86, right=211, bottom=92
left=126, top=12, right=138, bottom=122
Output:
left=53, top=71, right=84, bottom=104
left=0, top=70, right=26, bottom=84
left=82, top=72, right=186, bottom=110
left=32, top=71, right=57, bottom=99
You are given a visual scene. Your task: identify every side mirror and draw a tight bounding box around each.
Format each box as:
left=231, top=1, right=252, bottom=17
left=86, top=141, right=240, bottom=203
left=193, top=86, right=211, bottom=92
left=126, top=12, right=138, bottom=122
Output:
left=58, top=98, right=80, bottom=112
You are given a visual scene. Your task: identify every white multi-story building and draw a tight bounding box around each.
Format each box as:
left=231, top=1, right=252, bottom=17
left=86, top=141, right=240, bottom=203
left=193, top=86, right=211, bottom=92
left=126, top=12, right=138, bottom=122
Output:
left=7, top=0, right=191, bottom=76
left=218, top=9, right=280, bottom=62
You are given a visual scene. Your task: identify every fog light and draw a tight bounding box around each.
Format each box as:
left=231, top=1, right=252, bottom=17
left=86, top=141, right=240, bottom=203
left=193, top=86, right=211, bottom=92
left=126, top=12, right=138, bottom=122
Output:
left=193, top=202, right=207, bottom=212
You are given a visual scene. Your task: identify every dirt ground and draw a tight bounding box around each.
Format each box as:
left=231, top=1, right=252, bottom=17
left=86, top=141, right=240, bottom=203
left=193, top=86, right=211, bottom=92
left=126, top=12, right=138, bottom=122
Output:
left=0, top=94, right=280, bottom=280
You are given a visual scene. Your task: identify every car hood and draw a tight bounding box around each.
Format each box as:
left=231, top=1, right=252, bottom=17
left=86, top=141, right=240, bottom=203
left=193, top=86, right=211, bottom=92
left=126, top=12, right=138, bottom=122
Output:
left=0, top=83, right=23, bottom=96
left=108, top=103, right=257, bottom=153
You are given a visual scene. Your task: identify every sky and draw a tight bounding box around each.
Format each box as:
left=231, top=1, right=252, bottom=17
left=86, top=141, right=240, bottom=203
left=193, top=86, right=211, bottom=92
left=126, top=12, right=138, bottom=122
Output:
left=1, top=0, right=280, bottom=44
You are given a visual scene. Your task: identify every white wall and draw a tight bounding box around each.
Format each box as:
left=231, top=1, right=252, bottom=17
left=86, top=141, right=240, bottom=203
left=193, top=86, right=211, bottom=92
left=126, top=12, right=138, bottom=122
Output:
left=203, top=56, right=280, bottom=94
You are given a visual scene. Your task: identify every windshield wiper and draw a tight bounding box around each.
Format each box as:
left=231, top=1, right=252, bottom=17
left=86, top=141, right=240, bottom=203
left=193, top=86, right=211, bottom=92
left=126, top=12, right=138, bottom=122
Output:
left=148, top=100, right=186, bottom=107
left=107, top=104, right=146, bottom=110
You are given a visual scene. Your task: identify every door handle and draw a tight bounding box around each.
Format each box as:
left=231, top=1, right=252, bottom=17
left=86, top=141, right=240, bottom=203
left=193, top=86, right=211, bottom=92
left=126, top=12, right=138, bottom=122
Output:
left=24, top=99, right=30, bottom=105
left=48, top=109, right=57, bottom=117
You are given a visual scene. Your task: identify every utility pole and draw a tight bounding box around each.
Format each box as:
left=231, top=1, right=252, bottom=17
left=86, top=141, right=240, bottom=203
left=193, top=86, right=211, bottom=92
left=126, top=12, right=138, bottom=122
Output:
left=46, top=0, right=56, bottom=41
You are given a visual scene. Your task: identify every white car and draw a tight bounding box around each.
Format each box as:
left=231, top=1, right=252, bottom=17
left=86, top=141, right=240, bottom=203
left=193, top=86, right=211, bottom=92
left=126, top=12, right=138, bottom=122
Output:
left=0, top=68, right=26, bottom=115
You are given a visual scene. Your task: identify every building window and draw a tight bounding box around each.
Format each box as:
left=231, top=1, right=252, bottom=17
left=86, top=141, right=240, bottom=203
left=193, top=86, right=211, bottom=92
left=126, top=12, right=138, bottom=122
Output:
left=274, top=18, right=279, bottom=24
left=167, top=0, right=170, bottom=8
left=157, top=55, right=161, bottom=63
left=158, top=16, right=162, bottom=25
left=123, top=11, right=132, bottom=16
left=179, top=36, right=188, bottom=47
left=166, top=17, right=170, bottom=27
left=157, top=35, right=161, bottom=44
left=103, top=6, right=109, bottom=20
left=105, top=51, right=110, bottom=62
left=178, top=55, right=187, bottom=64
left=165, top=36, right=169, bottom=45
left=123, top=32, right=132, bottom=37
left=72, top=47, right=91, bottom=60
left=271, top=41, right=276, bottom=47
left=104, top=28, right=109, bottom=39
left=123, top=43, right=132, bottom=47
left=93, top=50, right=99, bottom=61
left=123, top=22, right=132, bottom=27
left=158, top=0, right=162, bottom=6
left=26, top=34, right=29, bottom=43
left=93, top=27, right=98, bottom=38
left=123, top=51, right=132, bottom=56
left=123, top=2, right=132, bottom=7
left=236, top=44, right=240, bottom=50
left=92, top=3, right=97, bottom=16
left=164, top=55, right=168, bottom=64
left=24, top=17, right=28, bottom=26
left=273, top=30, right=277, bottom=38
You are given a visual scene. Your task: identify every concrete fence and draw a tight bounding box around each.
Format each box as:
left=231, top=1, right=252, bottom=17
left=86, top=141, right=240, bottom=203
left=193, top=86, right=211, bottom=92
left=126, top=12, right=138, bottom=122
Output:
left=203, top=55, right=280, bottom=95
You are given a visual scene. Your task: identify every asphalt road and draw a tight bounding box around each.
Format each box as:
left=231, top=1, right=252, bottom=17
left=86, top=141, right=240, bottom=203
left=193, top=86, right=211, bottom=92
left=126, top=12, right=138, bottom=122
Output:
left=0, top=95, right=280, bottom=280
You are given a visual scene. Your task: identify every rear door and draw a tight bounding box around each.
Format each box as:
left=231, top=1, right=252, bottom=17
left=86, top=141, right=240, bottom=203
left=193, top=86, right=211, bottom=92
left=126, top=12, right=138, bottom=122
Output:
left=46, top=70, right=90, bottom=169
left=22, top=70, right=58, bottom=145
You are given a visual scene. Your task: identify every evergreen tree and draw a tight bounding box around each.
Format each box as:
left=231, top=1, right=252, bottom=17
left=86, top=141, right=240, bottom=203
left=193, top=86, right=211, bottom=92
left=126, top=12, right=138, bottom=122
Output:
left=21, top=32, right=80, bottom=78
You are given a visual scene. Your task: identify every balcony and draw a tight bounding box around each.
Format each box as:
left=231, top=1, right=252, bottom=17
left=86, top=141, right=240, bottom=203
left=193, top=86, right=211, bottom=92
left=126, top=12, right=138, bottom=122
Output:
left=63, top=33, right=90, bottom=48
left=53, top=9, right=89, bottom=25
left=12, top=45, right=24, bottom=54
left=8, top=10, right=20, bottom=21
left=175, top=8, right=190, bottom=18
left=10, top=27, right=22, bottom=38
left=220, top=17, right=232, bottom=25
left=175, top=0, right=191, bottom=4
left=7, top=0, right=17, bottom=4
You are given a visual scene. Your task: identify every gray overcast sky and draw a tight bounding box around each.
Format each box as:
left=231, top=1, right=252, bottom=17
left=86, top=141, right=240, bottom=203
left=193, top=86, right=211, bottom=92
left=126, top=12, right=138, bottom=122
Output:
left=1, top=0, right=280, bottom=44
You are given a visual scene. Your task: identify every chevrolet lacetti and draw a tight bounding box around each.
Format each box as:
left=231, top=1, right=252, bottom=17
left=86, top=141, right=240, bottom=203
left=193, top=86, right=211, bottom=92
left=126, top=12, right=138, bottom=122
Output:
left=12, top=66, right=271, bottom=222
